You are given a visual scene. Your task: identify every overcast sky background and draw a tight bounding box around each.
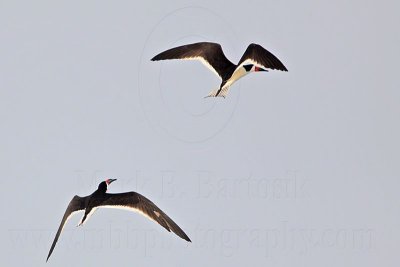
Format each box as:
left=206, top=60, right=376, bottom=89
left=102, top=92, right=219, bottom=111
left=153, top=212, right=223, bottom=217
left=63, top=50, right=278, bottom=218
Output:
left=1, top=1, right=399, bottom=266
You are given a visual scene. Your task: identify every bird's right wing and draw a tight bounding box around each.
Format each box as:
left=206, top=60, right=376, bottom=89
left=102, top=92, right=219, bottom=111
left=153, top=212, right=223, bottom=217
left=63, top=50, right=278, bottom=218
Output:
left=236, top=43, right=288, bottom=72
left=101, top=192, right=191, bottom=242
left=46, top=195, right=87, bottom=262
left=151, top=42, right=235, bottom=79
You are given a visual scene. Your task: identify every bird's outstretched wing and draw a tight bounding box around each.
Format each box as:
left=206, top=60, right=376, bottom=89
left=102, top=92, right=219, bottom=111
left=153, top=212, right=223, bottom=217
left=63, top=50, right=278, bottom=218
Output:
left=46, top=195, right=87, bottom=262
left=236, top=43, right=288, bottom=72
left=151, top=42, right=235, bottom=79
left=100, top=192, right=191, bottom=242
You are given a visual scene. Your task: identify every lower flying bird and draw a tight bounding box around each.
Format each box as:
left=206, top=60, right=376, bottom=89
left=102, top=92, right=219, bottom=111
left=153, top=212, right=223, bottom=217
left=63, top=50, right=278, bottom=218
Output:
left=151, top=42, right=288, bottom=98
left=46, top=179, right=190, bottom=261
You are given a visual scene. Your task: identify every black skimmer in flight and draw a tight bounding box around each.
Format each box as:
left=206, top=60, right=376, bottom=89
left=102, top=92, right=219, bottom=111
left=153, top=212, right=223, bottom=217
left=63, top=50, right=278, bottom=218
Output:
left=151, top=42, right=288, bottom=98
left=46, top=179, right=190, bottom=261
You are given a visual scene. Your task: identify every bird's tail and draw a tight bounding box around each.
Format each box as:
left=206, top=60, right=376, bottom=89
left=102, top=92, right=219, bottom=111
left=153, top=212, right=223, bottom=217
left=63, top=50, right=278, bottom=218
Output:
left=204, top=86, right=230, bottom=98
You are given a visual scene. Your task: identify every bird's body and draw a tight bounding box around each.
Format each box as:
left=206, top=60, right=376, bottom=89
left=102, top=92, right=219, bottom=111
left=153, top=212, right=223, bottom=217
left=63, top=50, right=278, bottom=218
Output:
left=151, top=42, right=288, bottom=98
left=46, top=179, right=190, bottom=261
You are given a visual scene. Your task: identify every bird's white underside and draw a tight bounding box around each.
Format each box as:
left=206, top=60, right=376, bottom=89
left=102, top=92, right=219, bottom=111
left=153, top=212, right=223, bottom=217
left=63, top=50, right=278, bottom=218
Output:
left=172, top=53, right=273, bottom=98
left=209, top=59, right=271, bottom=97
left=178, top=57, right=270, bottom=98
left=207, top=66, right=248, bottom=97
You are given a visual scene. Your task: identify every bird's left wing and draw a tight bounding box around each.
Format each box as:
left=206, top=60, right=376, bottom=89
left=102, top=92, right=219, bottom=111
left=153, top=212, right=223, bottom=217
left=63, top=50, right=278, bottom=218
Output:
left=236, top=43, right=288, bottom=72
left=46, top=195, right=87, bottom=262
left=151, top=42, right=235, bottom=79
left=100, top=192, right=191, bottom=242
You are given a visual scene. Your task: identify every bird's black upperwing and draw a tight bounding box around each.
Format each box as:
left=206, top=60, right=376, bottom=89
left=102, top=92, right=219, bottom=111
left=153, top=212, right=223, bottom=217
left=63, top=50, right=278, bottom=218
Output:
left=101, top=192, right=191, bottom=242
left=236, top=43, right=288, bottom=72
left=46, top=195, right=87, bottom=262
left=151, top=42, right=235, bottom=79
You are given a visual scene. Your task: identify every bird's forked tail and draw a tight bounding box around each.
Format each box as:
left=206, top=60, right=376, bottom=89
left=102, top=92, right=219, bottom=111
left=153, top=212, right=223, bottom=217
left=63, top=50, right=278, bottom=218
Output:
left=204, top=86, right=230, bottom=98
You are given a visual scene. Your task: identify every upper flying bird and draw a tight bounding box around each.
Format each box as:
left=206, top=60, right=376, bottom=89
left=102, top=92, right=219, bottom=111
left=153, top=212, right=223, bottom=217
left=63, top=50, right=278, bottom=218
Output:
left=151, top=42, right=288, bottom=98
left=46, top=179, right=190, bottom=261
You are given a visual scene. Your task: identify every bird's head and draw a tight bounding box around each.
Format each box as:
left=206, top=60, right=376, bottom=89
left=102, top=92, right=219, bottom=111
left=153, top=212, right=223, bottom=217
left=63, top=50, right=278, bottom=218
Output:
left=243, top=64, right=267, bottom=73
left=98, top=178, right=117, bottom=192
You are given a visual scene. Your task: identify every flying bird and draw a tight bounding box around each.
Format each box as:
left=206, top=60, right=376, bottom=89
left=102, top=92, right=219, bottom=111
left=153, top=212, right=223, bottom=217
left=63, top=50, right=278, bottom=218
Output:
left=151, top=42, right=288, bottom=98
left=46, top=179, right=190, bottom=261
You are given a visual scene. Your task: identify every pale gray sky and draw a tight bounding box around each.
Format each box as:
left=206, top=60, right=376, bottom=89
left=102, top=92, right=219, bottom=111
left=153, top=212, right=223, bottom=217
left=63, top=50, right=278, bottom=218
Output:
left=1, top=1, right=399, bottom=266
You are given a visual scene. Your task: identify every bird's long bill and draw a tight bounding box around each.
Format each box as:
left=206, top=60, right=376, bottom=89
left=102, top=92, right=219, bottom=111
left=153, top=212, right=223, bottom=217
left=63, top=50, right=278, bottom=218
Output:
left=106, top=179, right=117, bottom=185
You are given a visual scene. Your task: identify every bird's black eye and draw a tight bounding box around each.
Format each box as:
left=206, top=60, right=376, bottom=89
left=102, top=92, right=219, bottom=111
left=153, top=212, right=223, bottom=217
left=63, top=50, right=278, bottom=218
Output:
left=243, top=64, right=253, bottom=72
